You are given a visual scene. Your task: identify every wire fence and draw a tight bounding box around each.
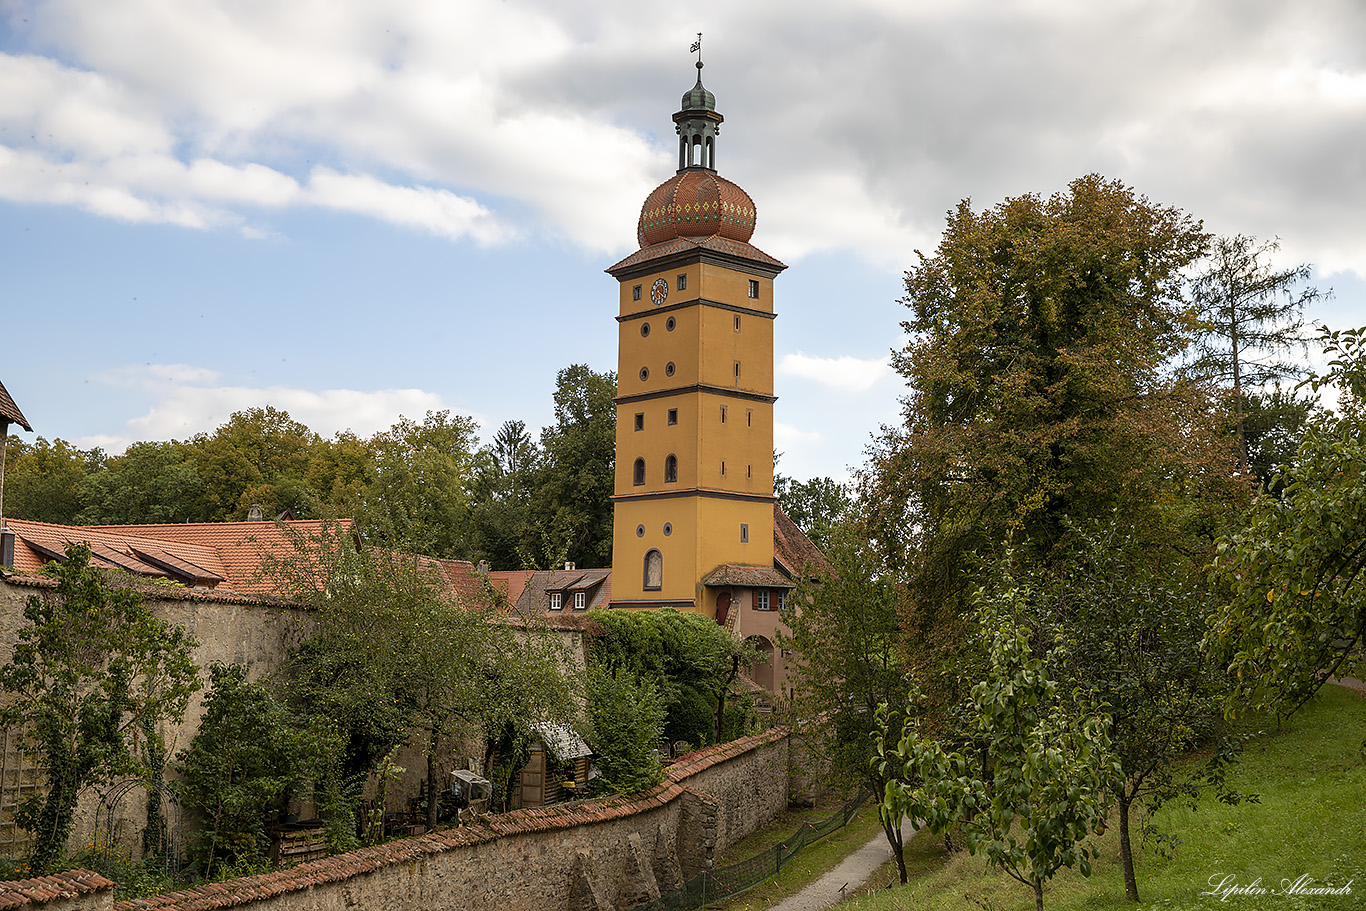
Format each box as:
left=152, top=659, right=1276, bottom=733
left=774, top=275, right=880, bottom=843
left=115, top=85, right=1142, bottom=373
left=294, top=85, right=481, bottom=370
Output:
left=630, top=789, right=870, bottom=911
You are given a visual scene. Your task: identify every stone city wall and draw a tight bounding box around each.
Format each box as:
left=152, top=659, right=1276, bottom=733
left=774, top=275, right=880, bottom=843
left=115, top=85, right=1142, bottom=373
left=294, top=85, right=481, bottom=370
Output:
left=110, top=727, right=800, bottom=911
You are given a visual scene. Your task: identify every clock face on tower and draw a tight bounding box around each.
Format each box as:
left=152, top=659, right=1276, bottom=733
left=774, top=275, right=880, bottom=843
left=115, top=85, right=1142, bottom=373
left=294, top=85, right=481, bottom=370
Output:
left=650, top=278, right=669, bottom=306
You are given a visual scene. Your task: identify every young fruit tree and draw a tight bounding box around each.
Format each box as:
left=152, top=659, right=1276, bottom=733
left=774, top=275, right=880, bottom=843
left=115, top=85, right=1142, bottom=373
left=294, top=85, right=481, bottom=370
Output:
left=875, top=589, right=1118, bottom=911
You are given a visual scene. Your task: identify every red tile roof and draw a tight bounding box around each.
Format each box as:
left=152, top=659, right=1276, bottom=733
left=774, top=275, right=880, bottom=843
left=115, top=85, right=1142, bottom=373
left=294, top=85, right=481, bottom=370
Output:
left=0, top=380, right=31, bottom=433
left=1, top=518, right=349, bottom=596
left=0, top=869, right=114, bottom=908
left=773, top=505, right=830, bottom=580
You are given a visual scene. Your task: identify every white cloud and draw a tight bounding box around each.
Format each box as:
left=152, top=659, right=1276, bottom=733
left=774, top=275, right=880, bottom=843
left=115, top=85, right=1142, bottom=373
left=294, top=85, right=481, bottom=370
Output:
left=778, top=352, right=894, bottom=392
left=78, top=364, right=452, bottom=453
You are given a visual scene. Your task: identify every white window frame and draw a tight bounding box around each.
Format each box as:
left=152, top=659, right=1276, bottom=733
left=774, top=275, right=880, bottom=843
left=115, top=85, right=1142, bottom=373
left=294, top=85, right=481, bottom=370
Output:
left=549, top=591, right=563, bottom=611
left=756, top=590, right=770, bottom=611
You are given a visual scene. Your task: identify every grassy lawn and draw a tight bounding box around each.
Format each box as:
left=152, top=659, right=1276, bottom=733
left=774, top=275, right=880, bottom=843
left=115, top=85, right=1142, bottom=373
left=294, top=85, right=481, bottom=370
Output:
left=710, top=792, right=890, bottom=911
left=840, top=684, right=1366, bottom=911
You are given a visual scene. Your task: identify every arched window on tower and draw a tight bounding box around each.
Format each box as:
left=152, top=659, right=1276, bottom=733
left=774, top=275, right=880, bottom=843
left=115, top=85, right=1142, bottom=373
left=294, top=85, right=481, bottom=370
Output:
left=633, top=458, right=645, bottom=486
left=705, top=136, right=714, bottom=169
left=664, top=454, right=678, bottom=483
left=644, top=549, right=663, bottom=591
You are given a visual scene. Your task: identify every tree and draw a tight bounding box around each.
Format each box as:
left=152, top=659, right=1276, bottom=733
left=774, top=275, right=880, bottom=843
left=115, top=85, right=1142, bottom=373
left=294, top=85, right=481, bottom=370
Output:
left=1207, top=325, right=1366, bottom=716
left=778, top=519, right=915, bottom=882
left=583, top=607, right=751, bottom=748
left=1240, top=386, right=1322, bottom=495
left=1186, top=234, right=1325, bottom=464
left=774, top=475, right=852, bottom=551
left=867, top=175, right=1215, bottom=588
left=261, top=519, right=574, bottom=830
left=0, top=545, right=199, bottom=872
left=361, top=410, right=482, bottom=559
left=876, top=589, right=1118, bottom=911
left=2, top=437, right=101, bottom=524
left=79, top=441, right=206, bottom=525
left=583, top=665, right=666, bottom=795
left=528, top=365, right=616, bottom=570
left=470, top=420, right=541, bottom=570
left=1026, top=521, right=1241, bottom=902
left=188, top=407, right=320, bottom=520
left=177, top=663, right=320, bottom=877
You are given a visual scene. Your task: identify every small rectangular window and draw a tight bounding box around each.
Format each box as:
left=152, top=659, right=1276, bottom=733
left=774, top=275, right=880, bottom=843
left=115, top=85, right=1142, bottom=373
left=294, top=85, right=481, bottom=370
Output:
left=748, top=279, right=759, bottom=299
left=677, top=273, right=687, bottom=291
left=740, top=523, right=748, bottom=543
left=746, top=409, right=752, bottom=427
left=734, top=315, right=741, bottom=332
left=721, top=461, right=726, bottom=476
left=720, top=405, right=727, bottom=423
left=734, top=361, right=741, bottom=379
left=747, top=464, right=752, bottom=478
left=573, top=591, right=586, bottom=610
left=668, top=408, right=678, bottom=425
left=634, top=412, right=644, bottom=431
left=778, top=591, right=786, bottom=611
left=633, top=284, right=642, bottom=301
left=756, top=590, right=770, bottom=611
left=549, top=592, right=563, bottom=611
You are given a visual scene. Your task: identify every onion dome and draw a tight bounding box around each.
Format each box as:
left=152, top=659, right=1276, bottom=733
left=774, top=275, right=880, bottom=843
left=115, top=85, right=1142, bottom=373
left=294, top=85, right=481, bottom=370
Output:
left=680, top=62, right=716, bottom=113
left=638, top=169, right=757, bottom=247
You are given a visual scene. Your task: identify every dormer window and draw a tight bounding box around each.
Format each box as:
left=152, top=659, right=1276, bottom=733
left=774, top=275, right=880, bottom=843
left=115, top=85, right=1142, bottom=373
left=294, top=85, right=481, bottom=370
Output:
left=573, top=591, right=586, bottom=610
left=549, top=592, right=563, bottom=611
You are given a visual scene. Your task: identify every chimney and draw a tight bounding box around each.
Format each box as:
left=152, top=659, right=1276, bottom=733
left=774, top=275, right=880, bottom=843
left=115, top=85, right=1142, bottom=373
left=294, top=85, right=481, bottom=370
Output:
left=476, top=560, right=490, bottom=575
left=564, top=562, right=575, bottom=571
left=247, top=504, right=264, bottom=521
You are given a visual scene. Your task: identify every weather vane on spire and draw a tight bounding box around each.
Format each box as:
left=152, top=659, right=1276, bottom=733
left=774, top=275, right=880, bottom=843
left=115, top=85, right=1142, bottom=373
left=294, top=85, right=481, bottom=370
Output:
left=690, top=33, right=703, bottom=67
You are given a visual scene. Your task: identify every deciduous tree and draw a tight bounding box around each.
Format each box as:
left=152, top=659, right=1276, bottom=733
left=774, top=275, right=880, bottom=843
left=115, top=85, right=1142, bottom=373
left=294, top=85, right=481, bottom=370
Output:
left=0, top=546, right=199, bottom=872
left=779, top=518, right=915, bottom=882
left=876, top=590, right=1117, bottom=911
left=1207, top=325, right=1366, bottom=716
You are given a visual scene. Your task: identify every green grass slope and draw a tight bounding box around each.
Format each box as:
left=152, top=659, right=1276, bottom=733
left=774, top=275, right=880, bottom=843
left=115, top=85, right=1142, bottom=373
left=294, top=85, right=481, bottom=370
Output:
left=844, top=684, right=1366, bottom=911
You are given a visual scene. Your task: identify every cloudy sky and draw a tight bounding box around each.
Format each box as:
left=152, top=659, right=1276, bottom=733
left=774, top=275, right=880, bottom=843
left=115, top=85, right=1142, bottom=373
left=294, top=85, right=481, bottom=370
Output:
left=1, top=0, right=1362, bottom=484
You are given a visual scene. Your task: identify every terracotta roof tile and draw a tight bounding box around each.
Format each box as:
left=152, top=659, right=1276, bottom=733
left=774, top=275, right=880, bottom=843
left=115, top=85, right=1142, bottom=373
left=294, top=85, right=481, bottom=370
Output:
left=607, top=234, right=785, bottom=274
left=773, top=505, right=830, bottom=580
left=0, top=380, right=32, bottom=433
left=1, top=517, right=349, bottom=596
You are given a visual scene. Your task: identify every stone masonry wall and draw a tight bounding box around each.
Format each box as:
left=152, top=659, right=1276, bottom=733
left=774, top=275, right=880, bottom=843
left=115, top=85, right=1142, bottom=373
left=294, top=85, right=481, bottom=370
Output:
left=110, top=727, right=797, bottom=911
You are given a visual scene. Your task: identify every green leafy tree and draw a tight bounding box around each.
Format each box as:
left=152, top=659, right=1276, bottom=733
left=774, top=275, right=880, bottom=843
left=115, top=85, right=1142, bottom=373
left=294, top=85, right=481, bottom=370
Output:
left=1207, top=325, right=1366, bottom=716
left=1185, top=234, right=1325, bottom=464
left=867, top=175, right=1217, bottom=590
left=584, top=665, right=665, bottom=795
left=177, top=663, right=327, bottom=877
left=261, top=518, right=574, bottom=829
left=778, top=519, right=915, bottom=882
left=79, top=441, right=206, bottom=525
left=876, top=589, right=1118, bottom=911
left=304, top=432, right=374, bottom=519
left=528, top=365, right=616, bottom=569
left=1240, top=386, right=1322, bottom=495
left=2, top=437, right=102, bottom=524
left=361, top=410, right=482, bottom=559
left=774, top=475, right=852, bottom=551
left=470, top=420, right=542, bottom=570
left=0, top=545, right=199, bottom=872
left=187, top=407, right=320, bottom=520
left=1027, top=521, right=1241, bottom=902
left=584, top=607, right=751, bottom=747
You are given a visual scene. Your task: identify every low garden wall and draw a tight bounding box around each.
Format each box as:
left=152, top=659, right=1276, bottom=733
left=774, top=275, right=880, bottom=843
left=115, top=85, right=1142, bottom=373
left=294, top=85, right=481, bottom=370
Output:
left=110, top=726, right=806, bottom=911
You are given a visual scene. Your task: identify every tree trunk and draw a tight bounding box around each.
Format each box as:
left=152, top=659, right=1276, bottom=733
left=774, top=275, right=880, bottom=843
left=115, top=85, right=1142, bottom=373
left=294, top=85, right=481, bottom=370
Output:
left=882, top=814, right=908, bottom=884
left=1119, top=792, right=1139, bottom=901
left=1034, top=878, right=1044, bottom=911
left=426, top=726, right=440, bottom=830
left=714, top=655, right=740, bottom=744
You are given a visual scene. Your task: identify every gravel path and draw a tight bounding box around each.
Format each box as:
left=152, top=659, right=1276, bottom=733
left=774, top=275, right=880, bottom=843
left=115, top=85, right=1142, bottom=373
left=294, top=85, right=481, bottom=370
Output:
left=764, top=818, right=917, bottom=911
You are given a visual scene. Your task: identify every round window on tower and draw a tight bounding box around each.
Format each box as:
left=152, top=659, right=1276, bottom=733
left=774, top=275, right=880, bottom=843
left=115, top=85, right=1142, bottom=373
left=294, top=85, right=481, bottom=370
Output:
left=663, top=523, right=673, bottom=537
left=666, top=316, right=676, bottom=331
left=639, top=367, right=649, bottom=382
left=665, top=362, right=675, bottom=377
left=636, top=524, right=645, bottom=538
left=641, top=323, right=650, bottom=337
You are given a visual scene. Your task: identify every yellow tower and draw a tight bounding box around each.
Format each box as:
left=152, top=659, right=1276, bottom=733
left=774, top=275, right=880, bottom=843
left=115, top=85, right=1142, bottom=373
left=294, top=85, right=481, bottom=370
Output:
left=608, top=60, right=786, bottom=617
